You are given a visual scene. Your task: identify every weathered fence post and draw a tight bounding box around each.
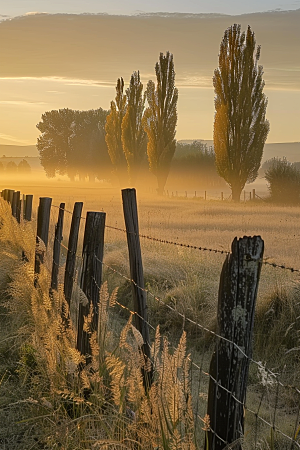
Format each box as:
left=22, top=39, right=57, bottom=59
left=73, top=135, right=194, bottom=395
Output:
left=51, top=203, right=65, bottom=292
left=64, top=202, right=83, bottom=308
left=12, top=191, right=20, bottom=221
left=24, top=194, right=33, bottom=221
left=122, top=188, right=152, bottom=389
left=34, top=197, right=52, bottom=277
left=205, top=190, right=207, bottom=200
left=221, top=192, right=224, bottom=201
left=252, top=189, right=256, bottom=201
left=206, top=236, right=264, bottom=450
left=77, top=211, right=106, bottom=358
left=8, top=190, right=14, bottom=205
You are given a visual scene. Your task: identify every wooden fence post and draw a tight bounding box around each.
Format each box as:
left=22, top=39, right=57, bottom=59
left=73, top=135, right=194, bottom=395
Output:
left=205, top=190, right=207, bottom=200
left=252, top=189, right=256, bottom=201
left=206, top=236, right=264, bottom=450
left=221, top=192, right=224, bottom=201
left=24, top=194, right=33, bottom=221
left=77, top=211, right=106, bottom=358
left=2, top=189, right=8, bottom=201
left=51, top=203, right=65, bottom=292
left=122, top=188, right=152, bottom=389
left=64, top=202, right=83, bottom=308
left=35, top=197, right=52, bottom=277
left=8, top=190, right=14, bottom=206
left=12, top=191, right=20, bottom=221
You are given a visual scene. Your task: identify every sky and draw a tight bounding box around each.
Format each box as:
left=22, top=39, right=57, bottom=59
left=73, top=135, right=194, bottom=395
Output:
left=0, top=1, right=299, bottom=147
left=1, top=0, right=299, bottom=17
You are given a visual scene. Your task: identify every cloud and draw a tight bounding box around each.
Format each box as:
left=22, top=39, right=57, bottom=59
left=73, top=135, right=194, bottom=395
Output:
left=0, top=133, right=32, bottom=145
left=0, top=100, right=46, bottom=106
left=25, top=12, right=48, bottom=16
left=0, top=76, right=115, bottom=88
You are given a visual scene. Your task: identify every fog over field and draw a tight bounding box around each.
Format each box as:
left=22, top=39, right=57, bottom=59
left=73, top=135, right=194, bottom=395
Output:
left=0, top=10, right=299, bottom=145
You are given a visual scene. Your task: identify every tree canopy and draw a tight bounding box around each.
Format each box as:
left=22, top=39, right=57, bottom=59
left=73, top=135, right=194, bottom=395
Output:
left=121, top=71, right=147, bottom=184
left=143, top=51, right=178, bottom=195
left=36, top=108, right=110, bottom=181
left=105, top=78, right=128, bottom=185
left=213, top=24, right=269, bottom=201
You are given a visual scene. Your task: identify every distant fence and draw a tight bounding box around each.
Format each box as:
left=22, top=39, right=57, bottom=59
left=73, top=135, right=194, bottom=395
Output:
left=152, top=188, right=266, bottom=202
left=1, top=187, right=299, bottom=450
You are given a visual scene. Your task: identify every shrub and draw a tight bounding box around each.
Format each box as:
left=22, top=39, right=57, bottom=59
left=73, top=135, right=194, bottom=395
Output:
left=265, top=157, right=300, bottom=204
left=18, top=159, right=31, bottom=173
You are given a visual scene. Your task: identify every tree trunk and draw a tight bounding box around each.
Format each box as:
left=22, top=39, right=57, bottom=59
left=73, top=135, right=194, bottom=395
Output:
left=232, top=184, right=243, bottom=202
left=157, top=171, right=167, bottom=196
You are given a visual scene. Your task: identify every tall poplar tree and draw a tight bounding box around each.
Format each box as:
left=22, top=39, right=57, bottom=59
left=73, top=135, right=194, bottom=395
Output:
left=121, top=71, right=147, bottom=184
left=143, top=51, right=178, bottom=195
left=105, top=78, right=128, bottom=185
left=213, top=24, right=269, bottom=201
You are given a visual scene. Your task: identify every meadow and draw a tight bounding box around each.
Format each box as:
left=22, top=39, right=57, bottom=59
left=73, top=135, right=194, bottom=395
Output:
left=0, top=180, right=300, bottom=449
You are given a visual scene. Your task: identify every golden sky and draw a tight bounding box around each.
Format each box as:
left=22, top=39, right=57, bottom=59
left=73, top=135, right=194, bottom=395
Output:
left=0, top=11, right=299, bottom=145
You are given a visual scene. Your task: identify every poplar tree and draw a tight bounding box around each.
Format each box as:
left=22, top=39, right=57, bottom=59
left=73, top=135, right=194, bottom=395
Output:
left=213, top=24, right=269, bottom=202
left=121, top=71, right=147, bottom=184
left=143, top=51, right=178, bottom=195
left=105, top=78, right=128, bottom=185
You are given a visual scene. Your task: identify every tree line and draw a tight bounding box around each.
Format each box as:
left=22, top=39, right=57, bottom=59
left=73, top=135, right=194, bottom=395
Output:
left=37, top=24, right=269, bottom=201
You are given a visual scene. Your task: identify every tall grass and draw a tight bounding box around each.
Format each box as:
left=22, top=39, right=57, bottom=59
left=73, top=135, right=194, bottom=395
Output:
left=0, top=190, right=300, bottom=449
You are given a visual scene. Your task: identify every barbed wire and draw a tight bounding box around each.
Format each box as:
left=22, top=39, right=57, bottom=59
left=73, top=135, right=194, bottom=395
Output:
left=51, top=203, right=86, bottom=221
left=35, top=213, right=300, bottom=448
left=105, top=224, right=300, bottom=274
left=98, top=256, right=300, bottom=397
left=105, top=224, right=230, bottom=255
left=92, top=255, right=300, bottom=448
left=53, top=203, right=300, bottom=274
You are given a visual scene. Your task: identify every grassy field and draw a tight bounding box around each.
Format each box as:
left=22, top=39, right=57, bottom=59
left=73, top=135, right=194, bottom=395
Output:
left=0, top=180, right=300, bottom=449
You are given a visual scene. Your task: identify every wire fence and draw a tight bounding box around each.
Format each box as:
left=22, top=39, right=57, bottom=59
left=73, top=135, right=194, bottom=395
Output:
left=49, top=199, right=300, bottom=448
left=1, top=188, right=300, bottom=449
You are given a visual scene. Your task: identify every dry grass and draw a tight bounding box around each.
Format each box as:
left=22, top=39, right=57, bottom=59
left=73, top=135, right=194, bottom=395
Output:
left=0, top=181, right=300, bottom=449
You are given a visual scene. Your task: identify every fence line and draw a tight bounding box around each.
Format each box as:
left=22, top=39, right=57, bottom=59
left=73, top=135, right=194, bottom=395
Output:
left=93, top=254, right=300, bottom=448
left=56, top=220, right=300, bottom=402
left=98, top=256, right=300, bottom=397
left=51, top=202, right=300, bottom=274
left=1, top=190, right=300, bottom=449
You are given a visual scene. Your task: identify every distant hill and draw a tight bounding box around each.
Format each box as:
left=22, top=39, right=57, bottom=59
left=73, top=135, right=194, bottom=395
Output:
left=1, top=141, right=299, bottom=167
left=0, top=145, right=38, bottom=157
left=177, top=140, right=300, bottom=163
left=261, top=142, right=300, bottom=163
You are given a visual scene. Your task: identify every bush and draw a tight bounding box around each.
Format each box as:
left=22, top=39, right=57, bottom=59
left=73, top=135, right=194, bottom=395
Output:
left=265, top=157, right=300, bottom=204
left=18, top=159, right=31, bottom=173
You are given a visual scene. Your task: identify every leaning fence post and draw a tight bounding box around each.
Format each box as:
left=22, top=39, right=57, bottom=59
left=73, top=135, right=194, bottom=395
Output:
left=64, top=202, right=83, bottom=308
left=77, top=211, right=106, bottom=358
left=206, top=236, right=264, bottom=450
left=34, top=197, right=52, bottom=277
left=51, top=203, right=65, bottom=292
left=122, top=188, right=152, bottom=389
left=24, top=194, right=33, bottom=221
